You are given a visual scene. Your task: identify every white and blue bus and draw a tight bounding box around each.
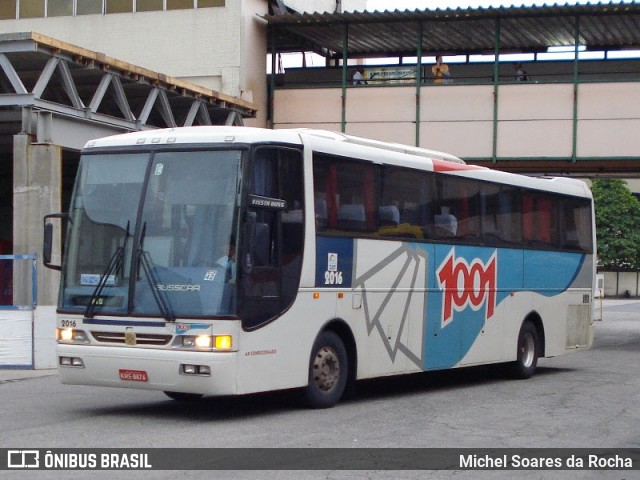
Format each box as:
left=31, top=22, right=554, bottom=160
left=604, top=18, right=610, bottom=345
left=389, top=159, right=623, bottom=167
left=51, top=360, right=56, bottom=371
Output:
left=45, top=126, right=595, bottom=408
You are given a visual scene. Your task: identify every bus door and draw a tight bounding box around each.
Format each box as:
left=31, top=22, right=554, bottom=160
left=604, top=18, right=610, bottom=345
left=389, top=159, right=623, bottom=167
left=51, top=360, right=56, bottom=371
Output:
left=239, top=146, right=304, bottom=330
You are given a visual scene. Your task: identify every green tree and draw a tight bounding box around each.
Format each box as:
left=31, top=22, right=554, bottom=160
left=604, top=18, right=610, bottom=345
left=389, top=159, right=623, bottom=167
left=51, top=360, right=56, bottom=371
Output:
left=591, top=179, right=640, bottom=269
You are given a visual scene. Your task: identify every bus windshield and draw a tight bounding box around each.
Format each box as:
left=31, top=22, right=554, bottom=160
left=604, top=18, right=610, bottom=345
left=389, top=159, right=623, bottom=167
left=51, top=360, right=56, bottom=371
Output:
left=60, top=149, right=242, bottom=319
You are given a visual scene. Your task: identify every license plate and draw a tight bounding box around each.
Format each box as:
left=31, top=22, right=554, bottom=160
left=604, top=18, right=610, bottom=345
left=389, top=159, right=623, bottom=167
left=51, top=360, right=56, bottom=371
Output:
left=118, top=369, right=148, bottom=382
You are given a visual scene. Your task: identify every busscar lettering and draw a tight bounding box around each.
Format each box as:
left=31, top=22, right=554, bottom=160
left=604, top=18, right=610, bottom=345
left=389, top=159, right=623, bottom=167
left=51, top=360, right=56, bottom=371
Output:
left=156, top=284, right=200, bottom=292
left=437, top=249, right=497, bottom=327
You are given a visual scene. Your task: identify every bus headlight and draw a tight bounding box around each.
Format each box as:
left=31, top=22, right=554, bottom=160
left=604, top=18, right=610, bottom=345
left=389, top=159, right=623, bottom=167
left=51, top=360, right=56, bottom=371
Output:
left=175, top=334, right=232, bottom=351
left=195, top=335, right=213, bottom=349
left=179, top=335, right=212, bottom=349
left=56, top=328, right=89, bottom=344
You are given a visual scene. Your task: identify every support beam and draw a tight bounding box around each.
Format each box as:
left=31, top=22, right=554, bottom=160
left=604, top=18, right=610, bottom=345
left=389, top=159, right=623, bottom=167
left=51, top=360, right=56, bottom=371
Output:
left=110, top=75, right=135, bottom=122
left=0, top=53, right=27, bottom=94
left=157, top=89, right=176, bottom=128
left=572, top=15, right=581, bottom=163
left=492, top=17, right=501, bottom=163
left=341, top=22, right=348, bottom=133
left=139, top=87, right=160, bottom=124
left=36, top=111, right=52, bottom=144
left=13, top=134, right=61, bottom=306
left=58, top=59, right=84, bottom=109
left=32, top=57, right=59, bottom=99
left=415, top=21, right=423, bottom=147
left=89, top=73, right=113, bottom=113
left=225, top=111, right=241, bottom=126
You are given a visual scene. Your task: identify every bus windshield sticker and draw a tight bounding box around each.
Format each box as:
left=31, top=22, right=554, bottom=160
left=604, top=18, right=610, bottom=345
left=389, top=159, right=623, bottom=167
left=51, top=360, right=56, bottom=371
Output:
left=328, top=253, right=338, bottom=272
left=204, top=270, right=217, bottom=281
left=325, top=252, right=343, bottom=285
left=249, top=194, right=287, bottom=210
left=80, top=274, right=117, bottom=286
left=154, top=163, right=164, bottom=176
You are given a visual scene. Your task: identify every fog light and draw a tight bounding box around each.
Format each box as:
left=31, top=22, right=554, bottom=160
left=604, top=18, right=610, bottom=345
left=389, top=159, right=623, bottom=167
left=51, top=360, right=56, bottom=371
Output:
left=181, top=364, right=211, bottom=376
left=59, top=356, right=84, bottom=368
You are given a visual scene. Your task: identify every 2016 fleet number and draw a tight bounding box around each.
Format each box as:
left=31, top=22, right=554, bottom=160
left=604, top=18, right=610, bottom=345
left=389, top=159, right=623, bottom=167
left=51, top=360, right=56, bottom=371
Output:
left=324, top=271, right=343, bottom=285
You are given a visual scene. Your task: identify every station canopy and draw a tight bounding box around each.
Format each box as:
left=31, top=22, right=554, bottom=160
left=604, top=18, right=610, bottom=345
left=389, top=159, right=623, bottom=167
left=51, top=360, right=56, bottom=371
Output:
left=265, top=1, right=640, bottom=59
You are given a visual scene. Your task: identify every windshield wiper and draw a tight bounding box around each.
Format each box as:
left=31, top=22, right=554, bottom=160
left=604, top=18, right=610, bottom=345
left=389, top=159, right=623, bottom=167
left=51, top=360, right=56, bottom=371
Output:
left=135, top=222, right=176, bottom=323
left=85, top=221, right=130, bottom=319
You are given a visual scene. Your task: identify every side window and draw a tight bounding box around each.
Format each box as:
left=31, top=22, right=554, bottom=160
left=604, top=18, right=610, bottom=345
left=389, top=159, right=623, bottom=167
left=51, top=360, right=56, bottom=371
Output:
left=427, top=175, right=481, bottom=240
left=313, top=154, right=376, bottom=234
left=379, top=167, right=434, bottom=240
left=482, top=183, right=522, bottom=245
left=241, top=146, right=304, bottom=330
left=523, top=191, right=558, bottom=248
left=559, top=197, right=593, bottom=253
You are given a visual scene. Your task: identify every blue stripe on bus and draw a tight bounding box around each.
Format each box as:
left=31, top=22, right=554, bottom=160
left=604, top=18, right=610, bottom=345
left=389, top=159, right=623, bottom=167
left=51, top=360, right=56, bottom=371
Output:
left=314, top=237, right=586, bottom=371
left=423, top=245, right=586, bottom=370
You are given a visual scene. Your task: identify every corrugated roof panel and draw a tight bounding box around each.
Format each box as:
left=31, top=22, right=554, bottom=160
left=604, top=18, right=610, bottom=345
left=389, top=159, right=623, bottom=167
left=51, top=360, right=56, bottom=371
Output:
left=266, top=1, right=640, bottom=57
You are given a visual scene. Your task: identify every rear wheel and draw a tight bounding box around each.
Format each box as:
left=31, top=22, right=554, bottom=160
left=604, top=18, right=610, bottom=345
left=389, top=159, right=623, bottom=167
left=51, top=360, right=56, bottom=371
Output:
left=510, top=321, right=539, bottom=379
left=303, top=331, right=348, bottom=409
left=163, top=391, right=204, bottom=402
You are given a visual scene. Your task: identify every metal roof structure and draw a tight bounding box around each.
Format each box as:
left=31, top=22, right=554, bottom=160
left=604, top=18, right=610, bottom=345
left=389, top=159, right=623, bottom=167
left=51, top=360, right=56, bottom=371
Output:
left=0, top=32, right=257, bottom=150
left=265, top=1, right=640, bottom=58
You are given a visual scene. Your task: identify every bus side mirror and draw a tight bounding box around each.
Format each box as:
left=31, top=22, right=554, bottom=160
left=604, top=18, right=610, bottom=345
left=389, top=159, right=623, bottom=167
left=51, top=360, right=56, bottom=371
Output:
left=43, top=213, right=67, bottom=271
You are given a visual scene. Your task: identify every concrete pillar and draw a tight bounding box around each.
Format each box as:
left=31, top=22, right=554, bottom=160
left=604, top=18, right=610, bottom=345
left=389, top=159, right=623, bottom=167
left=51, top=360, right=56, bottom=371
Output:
left=13, top=134, right=61, bottom=306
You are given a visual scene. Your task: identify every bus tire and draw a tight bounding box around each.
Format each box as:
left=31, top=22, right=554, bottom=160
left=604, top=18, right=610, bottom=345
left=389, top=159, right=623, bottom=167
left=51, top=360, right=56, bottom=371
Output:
left=163, top=391, right=204, bottom=402
left=303, top=330, right=348, bottom=409
left=510, top=321, right=539, bottom=379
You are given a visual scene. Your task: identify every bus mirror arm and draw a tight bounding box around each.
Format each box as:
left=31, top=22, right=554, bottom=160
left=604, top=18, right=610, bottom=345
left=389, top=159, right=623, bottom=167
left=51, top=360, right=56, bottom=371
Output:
left=43, top=213, right=68, bottom=271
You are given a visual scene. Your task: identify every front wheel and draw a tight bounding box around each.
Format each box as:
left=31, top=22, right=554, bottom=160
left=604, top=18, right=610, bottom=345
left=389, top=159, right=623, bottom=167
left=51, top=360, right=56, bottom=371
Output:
left=303, top=331, right=348, bottom=409
left=509, top=321, right=539, bottom=379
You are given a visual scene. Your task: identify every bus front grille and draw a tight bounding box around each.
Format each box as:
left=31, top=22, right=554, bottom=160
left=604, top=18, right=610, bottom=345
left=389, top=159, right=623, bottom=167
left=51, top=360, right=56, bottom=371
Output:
left=91, top=331, right=172, bottom=346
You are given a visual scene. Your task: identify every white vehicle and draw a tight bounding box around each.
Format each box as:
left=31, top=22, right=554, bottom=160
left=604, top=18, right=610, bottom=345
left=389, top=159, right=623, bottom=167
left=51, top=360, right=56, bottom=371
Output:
left=44, top=126, right=595, bottom=408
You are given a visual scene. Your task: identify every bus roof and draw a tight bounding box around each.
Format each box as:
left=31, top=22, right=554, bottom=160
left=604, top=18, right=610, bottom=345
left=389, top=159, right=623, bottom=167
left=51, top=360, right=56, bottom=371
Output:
left=83, top=126, right=591, bottom=199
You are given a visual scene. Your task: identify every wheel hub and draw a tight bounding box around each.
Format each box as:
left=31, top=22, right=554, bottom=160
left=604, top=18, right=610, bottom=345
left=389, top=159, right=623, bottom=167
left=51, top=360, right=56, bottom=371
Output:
left=313, top=346, right=340, bottom=392
left=521, top=333, right=535, bottom=368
